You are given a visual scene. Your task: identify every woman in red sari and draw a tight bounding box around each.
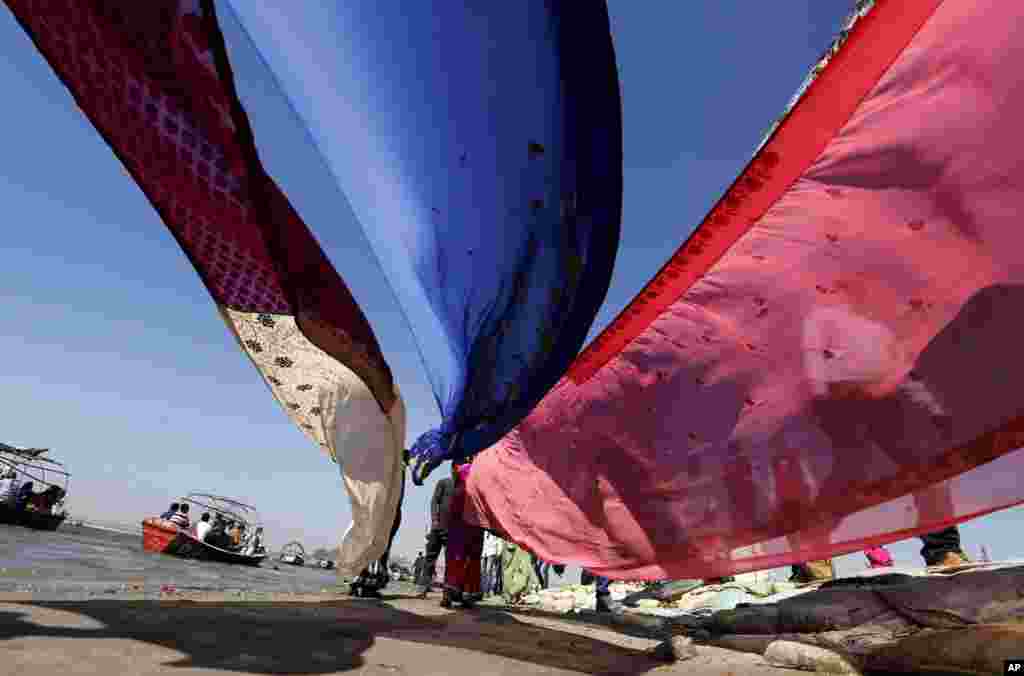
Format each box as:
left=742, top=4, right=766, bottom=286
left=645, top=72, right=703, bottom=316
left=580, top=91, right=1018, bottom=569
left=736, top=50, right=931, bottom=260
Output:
left=442, top=461, right=484, bottom=608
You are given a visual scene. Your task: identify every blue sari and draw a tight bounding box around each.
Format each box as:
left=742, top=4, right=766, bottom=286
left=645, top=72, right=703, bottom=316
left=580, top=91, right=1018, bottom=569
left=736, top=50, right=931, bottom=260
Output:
left=225, top=1, right=622, bottom=481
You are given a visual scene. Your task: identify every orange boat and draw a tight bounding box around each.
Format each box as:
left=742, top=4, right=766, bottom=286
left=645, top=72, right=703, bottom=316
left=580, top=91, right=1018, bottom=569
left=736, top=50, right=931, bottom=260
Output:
left=142, top=493, right=266, bottom=566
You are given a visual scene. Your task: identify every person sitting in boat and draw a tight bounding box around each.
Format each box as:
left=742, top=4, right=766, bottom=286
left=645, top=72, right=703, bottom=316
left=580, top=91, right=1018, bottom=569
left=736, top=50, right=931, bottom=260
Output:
left=169, top=503, right=190, bottom=529
left=229, top=522, right=245, bottom=549
left=207, top=514, right=230, bottom=548
left=194, top=512, right=213, bottom=542
left=27, top=486, right=65, bottom=514
left=0, top=469, right=18, bottom=507
left=160, top=502, right=180, bottom=520
left=15, top=481, right=34, bottom=512
left=242, top=527, right=264, bottom=556
left=440, top=461, right=484, bottom=609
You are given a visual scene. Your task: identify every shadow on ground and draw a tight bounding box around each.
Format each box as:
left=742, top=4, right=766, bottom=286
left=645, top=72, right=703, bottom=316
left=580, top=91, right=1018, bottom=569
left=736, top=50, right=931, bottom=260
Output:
left=0, top=596, right=666, bottom=675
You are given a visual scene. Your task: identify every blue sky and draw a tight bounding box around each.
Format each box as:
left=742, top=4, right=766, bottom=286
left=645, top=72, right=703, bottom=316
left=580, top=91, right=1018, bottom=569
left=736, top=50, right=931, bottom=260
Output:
left=1, top=1, right=1019, bottom=571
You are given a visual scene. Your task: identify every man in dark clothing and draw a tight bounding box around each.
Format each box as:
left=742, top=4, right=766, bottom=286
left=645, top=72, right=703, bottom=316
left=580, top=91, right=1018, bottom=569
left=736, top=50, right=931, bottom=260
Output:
left=412, top=552, right=425, bottom=582
left=532, top=554, right=547, bottom=590
left=415, top=465, right=456, bottom=597
left=208, top=514, right=229, bottom=549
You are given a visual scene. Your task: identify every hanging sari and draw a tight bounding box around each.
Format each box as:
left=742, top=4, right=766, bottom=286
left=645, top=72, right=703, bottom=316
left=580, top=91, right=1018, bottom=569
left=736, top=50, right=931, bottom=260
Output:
left=350, top=467, right=405, bottom=595
left=223, top=1, right=623, bottom=483
left=465, top=0, right=1024, bottom=579
left=5, top=0, right=404, bottom=576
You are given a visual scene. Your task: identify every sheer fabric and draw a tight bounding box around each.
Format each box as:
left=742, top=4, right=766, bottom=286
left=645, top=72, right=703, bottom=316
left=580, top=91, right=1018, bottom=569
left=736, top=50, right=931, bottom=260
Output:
left=225, top=1, right=622, bottom=482
left=466, top=0, right=1024, bottom=579
left=6, top=0, right=404, bottom=572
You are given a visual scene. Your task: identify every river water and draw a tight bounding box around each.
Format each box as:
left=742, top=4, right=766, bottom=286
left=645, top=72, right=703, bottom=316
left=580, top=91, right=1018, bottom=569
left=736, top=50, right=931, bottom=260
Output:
left=0, top=522, right=371, bottom=599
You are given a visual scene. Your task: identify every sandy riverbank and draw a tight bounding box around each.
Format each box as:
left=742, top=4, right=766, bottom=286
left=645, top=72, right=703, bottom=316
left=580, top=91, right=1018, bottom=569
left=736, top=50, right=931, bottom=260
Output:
left=1, top=524, right=968, bottom=675
left=0, top=592, right=776, bottom=676
left=0, top=523, right=772, bottom=674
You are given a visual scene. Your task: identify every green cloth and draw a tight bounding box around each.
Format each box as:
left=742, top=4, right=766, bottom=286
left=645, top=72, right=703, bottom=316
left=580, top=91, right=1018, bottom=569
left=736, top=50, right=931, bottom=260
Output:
left=501, top=542, right=539, bottom=603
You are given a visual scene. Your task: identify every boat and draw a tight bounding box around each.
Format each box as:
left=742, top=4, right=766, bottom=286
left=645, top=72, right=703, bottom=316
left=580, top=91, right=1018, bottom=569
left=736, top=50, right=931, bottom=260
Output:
left=141, top=493, right=267, bottom=566
left=0, top=444, right=70, bottom=531
left=278, top=541, right=306, bottom=567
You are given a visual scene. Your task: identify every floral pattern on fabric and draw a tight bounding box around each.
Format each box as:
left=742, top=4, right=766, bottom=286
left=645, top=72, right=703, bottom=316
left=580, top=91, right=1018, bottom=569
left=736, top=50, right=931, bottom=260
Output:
left=222, top=308, right=357, bottom=463
left=6, top=0, right=406, bottom=579
left=1, top=0, right=396, bottom=415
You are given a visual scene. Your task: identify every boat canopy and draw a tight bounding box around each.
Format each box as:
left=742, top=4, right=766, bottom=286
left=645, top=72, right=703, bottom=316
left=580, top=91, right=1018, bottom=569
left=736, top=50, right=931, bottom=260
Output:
left=0, top=442, right=55, bottom=460
left=181, top=493, right=261, bottom=529
left=280, top=541, right=305, bottom=558
left=0, top=444, right=70, bottom=493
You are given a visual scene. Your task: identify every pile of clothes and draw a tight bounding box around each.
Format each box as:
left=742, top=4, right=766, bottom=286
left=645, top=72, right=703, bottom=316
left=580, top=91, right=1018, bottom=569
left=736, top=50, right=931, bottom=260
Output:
left=686, top=562, right=1024, bottom=675
left=524, top=580, right=647, bottom=614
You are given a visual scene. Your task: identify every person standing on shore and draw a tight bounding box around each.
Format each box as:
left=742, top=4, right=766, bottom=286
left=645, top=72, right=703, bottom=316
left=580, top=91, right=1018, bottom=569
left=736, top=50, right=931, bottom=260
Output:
left=532, top=554, right=551, bottom=590
left=412, top=552, right=425, bottom=584
left=440, top=461, right=484, bottom=608
left=582, top=571, right=624, bottom=614
left=920, top=526, right=968, bottom=566
left=795, top=525, right=967, bottom=580
left=415, top=464, right=455, bottom=597
left=790, top=559, right=835, bottom=583
left=481, top=531, right=502, bottom=596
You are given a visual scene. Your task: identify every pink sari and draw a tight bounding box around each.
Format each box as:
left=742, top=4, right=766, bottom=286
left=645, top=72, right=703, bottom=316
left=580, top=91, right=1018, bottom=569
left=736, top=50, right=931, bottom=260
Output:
left=466, top=0, right=1024, bottom=579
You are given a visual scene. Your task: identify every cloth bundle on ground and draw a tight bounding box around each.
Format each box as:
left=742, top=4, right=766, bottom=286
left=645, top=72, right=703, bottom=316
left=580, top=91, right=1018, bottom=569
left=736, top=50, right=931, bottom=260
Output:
left=465, top=0, right=1024, bottom=579
left=697, top=564, right=1024, bottom=676
left=223, top=0, right=623, bottom=483
left=5, top=0, right=405, bottom=576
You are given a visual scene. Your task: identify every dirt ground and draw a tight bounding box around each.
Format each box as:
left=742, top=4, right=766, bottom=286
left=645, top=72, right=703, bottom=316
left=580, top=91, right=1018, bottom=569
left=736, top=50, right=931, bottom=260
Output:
left=0, top=591, right=775, bottom=676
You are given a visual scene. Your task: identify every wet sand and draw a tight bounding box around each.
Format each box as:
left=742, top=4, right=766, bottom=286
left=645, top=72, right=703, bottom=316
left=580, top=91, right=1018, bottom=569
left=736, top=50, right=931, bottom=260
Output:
left=0, top=524, right=780, bottom=675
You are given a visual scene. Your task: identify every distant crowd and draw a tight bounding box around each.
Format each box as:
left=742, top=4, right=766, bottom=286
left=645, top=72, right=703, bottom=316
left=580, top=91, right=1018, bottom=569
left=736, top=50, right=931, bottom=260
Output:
left=406, top=461, right=972, bottom=611
left=407, top=461, right=622, bottom=612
